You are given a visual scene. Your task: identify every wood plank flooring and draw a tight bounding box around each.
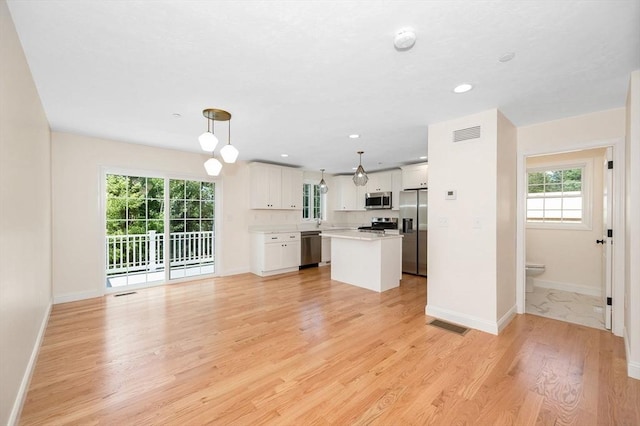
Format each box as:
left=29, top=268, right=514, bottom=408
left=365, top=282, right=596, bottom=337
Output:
left=20, top=267, right=639, bottom=425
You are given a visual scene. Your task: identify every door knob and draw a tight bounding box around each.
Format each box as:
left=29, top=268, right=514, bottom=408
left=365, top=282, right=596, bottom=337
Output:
left=596, top=239, right=605, bottom=244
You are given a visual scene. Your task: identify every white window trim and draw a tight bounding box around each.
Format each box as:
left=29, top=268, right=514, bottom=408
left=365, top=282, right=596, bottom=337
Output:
left=525, top=158, right=593, bottom=231
left=301, top=179, right=326, bottom=222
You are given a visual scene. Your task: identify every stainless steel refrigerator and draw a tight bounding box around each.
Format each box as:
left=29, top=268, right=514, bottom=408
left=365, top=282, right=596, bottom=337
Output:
left=399, top=190, right=428, bottom=276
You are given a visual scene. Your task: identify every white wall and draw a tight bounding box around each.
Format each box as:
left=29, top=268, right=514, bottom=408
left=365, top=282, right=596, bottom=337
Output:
left=624, top=70, right=640, bottom=379
left=496, top=111, right=517, bottom=322
left=0, top=1, right=52, bottom=423
left=526, top=148, right=606, bottom=296
left=426, top=109, right=516, bottom=334
left=51, top=132, right=252, bottom=302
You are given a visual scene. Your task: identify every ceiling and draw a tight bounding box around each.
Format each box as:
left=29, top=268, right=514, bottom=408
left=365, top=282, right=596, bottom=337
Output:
left=7, top=0, right=640, bottom=174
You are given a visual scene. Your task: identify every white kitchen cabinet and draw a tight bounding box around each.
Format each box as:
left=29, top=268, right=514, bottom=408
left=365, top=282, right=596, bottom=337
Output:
left=281, top=168, right=303, bottom=210
left=250, top=163, right=302, bottom=210
left=391, top=169, right=402, bottom=210
left=321, top=236, right=331, bottom=264
left=366, top=171, right=392, bottom=192
left=334, top=175, right=367, bottom=211
left=401, top=163, right=428, bottom=189
left=251, top=232, right=301, bottom=276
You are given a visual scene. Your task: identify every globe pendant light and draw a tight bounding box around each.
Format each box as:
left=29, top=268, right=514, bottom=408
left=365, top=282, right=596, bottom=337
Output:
left=198, top=115, right=218, bottom=152
left=204, top=156, right=223, bottom=176
left=319, top=169, right=328, bottom=193
left=353, top=151, right=368, bottom=186
left=220, top=119, right=239, bottom=163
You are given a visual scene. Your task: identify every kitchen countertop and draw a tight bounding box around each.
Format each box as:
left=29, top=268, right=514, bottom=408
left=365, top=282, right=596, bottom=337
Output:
left=249, top=224, right=356, bottom=234
left=320, top=230, right=403, bottom=241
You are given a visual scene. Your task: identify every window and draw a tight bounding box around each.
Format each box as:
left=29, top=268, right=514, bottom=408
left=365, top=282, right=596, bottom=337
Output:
left=302, top=183, right=322, bottom=220
left=527, top=166, right=584, bottom=225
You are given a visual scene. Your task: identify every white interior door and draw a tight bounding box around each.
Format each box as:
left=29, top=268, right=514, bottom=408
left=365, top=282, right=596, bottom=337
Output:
left=602, top=147, right=613, bottom=330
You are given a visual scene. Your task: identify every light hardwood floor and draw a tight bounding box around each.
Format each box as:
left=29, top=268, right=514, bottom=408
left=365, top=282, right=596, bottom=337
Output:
left=20, top=267, right=639, bottom=425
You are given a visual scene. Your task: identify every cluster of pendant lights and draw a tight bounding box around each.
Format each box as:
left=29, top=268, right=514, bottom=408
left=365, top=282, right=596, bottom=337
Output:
left=198, top=108, right=239, bottom=176
left=318, top=151, right=368, bottom=191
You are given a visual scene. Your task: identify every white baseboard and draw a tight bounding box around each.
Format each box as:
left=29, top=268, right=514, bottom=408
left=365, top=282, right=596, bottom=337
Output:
left=426, top=304, right=499, bottom=335
left=624, top=327, right=640, bottom=380
left=497, top=305, right=517, bottom=333
left=8, top=300, right=52, bottom=426
left=533, top=278, right=602, bottom=297
left=53, top=289, right=102, bottom=304
left=220, top=267, right=251, bottom=276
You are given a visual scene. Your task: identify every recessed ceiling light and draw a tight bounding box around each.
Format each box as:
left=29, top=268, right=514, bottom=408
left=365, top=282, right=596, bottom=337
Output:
left=419, top=156, right=427, bottom=160
left=498, top=52, right=516, bottom=63
left=280, top=154, right=289, bottom=158
left=352, top=167, right=357, bottom=170
left=172, top=113, right=182, bottom=118
left=453, top=83, right=473, bottom=94
left=349, top=134, right=360, bottom=139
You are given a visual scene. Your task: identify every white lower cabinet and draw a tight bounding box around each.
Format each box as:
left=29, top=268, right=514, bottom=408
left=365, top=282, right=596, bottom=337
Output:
left=321, top=236, right=331, bottom=264
left=251, top=232, right=301, bottom=276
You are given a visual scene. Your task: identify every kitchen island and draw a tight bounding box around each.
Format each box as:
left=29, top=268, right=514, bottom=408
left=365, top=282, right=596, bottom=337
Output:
left=320, top=230, right=403, bottom=292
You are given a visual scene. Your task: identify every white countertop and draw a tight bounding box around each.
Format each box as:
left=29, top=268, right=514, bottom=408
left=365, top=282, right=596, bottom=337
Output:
left=249, top=224, right=356, bottom=234
left=320, top=230, right=403, bottom=241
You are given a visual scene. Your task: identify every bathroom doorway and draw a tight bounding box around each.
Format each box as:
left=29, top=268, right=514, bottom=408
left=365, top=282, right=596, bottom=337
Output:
left=523, top=147, right=612, bottom=330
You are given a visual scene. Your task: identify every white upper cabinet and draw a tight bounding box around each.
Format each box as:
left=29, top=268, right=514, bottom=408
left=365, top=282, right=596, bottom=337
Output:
left=366, top=171, right=393, bottom=192
left=334, top=175, right=367, bottom=211
left=391, top=169, right=402, bottom=210
left=281, top=168, right=303, bottom=210
left=250, top=163, right=302, bottom=210
left=401, top=163, right=428, bottom=189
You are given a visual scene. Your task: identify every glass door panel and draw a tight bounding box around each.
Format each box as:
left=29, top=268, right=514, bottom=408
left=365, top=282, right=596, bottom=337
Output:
left=169, top=179, right=215, bottom=279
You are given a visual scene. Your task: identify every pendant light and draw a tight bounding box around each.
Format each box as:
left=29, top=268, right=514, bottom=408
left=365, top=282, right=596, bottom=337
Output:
left=219, top=118, right=239, bottom=163
left=204, top=155, right=223, bottom=176
left=198, top=117, right=218, bottom=152
left=352, top=151, right=368, bottom=186
left=199, top=108, right=237, bottom=175
left=319, top=169, right=328, bottom=194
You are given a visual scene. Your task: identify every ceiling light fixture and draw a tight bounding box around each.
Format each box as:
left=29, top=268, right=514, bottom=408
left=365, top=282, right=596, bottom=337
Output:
left=319, top=169, right=329, bottom=194
left=498, top=52, right=516, bottom=63
left=453, top=83, right=473, bottom=94
left=281, top=154, right=289, bottom=158
left=353, top=151, right=368, bottom=186
left=199, top=108, right=237, bottom=176
left=394, top=28, right=417, bottom=50
left=349, top=134, right=360, bottom=139
left=419, top=156, right=427, bottom=160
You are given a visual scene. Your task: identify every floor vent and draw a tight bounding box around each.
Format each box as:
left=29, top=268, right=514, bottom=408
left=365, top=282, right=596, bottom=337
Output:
left=114, top=291, right=137, bottom=297
left=429, top=319, right=469, bottom=335
left=452, top=125, right=481, bottom=142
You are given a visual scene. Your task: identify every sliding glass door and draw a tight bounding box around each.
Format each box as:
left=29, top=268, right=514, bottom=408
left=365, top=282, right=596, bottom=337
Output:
left=105, top=173, right=216, bottom=289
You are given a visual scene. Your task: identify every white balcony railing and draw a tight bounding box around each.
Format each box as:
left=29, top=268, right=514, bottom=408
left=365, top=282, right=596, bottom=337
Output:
left=106, top=231, right=214, bottom=275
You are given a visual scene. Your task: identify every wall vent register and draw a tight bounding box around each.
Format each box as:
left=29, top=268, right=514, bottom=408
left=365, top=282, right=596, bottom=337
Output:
left=452, top=125, right=481, bottom=142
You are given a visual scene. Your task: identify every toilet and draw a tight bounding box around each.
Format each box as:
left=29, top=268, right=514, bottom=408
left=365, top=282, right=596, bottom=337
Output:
left=525, top=263, right=545, bottom=293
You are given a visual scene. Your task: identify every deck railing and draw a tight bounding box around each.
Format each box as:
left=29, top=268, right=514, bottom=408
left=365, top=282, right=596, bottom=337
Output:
left=106, top=231, right=214, bottom=275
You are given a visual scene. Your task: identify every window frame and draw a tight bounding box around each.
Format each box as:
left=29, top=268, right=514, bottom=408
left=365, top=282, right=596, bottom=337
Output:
left=525, top=158, right=593, bottom=231
left=301, top=179, right=326, bottom=221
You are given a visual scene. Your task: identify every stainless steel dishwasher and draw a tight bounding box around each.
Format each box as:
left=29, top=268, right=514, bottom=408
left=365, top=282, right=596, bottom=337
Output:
left=300, top=230, right=322, bottom=268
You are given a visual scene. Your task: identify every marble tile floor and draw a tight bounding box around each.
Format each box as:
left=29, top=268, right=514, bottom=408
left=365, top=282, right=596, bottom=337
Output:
left=525, top=286, right=606, bottom=330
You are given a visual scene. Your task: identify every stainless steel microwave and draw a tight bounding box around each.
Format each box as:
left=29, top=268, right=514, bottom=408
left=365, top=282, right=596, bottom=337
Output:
left=365, top=192, right=392, bottom=209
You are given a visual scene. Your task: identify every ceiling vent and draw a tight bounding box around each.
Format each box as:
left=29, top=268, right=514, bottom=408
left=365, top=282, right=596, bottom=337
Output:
left=453, top=125, right=481, bottom=142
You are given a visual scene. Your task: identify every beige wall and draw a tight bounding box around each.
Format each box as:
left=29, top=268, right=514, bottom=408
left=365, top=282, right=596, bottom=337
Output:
left=518, top=108, right=625, bottom=153
left=51, top=132, right=253, bottom=301
left=526, top=148, right=607, bottom=296
left=0, top=1, right=52, bottom=423
left=624, top=70, right=640, bottom=379
left=427, top=109, right=510, bottom=334
left=496, top=111, right=517, bottom=321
